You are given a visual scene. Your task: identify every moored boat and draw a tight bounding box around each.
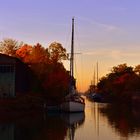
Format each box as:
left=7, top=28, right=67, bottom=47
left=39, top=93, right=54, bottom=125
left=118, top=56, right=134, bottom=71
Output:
left=61, top=94, right=85, bottom=112
left=60, top=18, right=85, bottom=112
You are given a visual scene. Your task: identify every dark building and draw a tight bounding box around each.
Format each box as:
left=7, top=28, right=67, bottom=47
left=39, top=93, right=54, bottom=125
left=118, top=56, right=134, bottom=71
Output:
left=0, top=53, right=31, bottom=97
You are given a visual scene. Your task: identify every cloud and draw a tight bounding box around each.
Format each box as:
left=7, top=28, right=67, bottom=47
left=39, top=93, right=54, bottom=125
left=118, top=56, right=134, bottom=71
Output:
left=83, top=48, right=140, bottom=60
left=110, top=50, right=121, bottom=59
left=78, top=16, right=120, bottom=32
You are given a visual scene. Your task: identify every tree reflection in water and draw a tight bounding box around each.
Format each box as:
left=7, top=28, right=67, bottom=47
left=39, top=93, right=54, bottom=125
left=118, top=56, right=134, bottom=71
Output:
left=15, top=112, right=67, bottom=140
left=0, top=111, right=85, bottom=140
left=99, top=104, right=140, bottom=137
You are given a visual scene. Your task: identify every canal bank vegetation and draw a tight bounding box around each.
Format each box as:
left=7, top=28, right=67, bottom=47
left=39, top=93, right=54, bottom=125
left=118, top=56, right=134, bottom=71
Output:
left=0, top=38, right=70, bottom=106
left=97, top=63, right=140, bottom=105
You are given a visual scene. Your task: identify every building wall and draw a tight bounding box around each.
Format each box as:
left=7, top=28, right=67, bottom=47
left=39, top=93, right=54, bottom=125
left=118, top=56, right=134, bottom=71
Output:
left=0, top=54, right=32, bottom=97
left=0, top=124, right=15, bottom=140
left=0, top=64, right=15, bottom=97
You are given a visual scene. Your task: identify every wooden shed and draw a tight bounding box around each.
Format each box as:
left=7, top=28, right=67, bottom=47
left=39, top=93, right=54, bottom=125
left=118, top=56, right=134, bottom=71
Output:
left=0, top=54, right=16, bottom=97
left=0, top=54, right=31, bottom=98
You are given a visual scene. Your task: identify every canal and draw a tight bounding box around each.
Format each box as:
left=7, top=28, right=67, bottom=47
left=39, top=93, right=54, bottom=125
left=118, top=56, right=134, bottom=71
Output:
left=0, top=97, right=140, bottom=140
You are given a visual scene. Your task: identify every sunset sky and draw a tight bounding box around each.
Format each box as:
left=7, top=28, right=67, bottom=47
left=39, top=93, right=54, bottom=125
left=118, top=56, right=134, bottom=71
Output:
left=1, top=0, right=140, bottom=92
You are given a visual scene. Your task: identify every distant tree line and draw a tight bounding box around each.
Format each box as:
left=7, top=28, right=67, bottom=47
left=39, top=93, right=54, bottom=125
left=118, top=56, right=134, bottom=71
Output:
left=0, top=38, right=70, bottom=103
left=97, top=63, right=140, bottom=103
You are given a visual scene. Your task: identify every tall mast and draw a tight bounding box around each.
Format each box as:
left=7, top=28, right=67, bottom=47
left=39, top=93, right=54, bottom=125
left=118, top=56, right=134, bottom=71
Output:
left=97, top=61, right=98, bottom=84
left=94, top=67, right=96, bottom=86
left=93, top=66, right=96, bottom=92
left=70, top=18, right=74, bottom=77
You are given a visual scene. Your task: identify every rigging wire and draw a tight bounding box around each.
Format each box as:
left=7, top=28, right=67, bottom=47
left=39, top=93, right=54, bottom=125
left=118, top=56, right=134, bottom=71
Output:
left=64, top=23, right=71, bottom=51
left=63, top=22, right=71, bottom=72
left=74, top=19, right=83, bottom=92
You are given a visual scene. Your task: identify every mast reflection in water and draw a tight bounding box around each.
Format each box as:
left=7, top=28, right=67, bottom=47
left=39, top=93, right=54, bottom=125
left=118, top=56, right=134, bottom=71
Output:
left=61, top=113, right=85, bottom=140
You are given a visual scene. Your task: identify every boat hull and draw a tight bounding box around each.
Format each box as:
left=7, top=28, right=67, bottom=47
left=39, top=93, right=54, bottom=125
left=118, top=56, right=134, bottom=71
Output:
left=61, top=101, right=85, bottom=112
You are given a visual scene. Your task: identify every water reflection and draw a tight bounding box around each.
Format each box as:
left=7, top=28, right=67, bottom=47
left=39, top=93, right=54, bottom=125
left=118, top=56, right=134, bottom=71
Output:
left=0, top=112, right=85, bottom=140
left=99, top=103, right=140, bottom=137
left=61, top=113, right=85, bottom=140
left=0, top=99, right=140, bottom=140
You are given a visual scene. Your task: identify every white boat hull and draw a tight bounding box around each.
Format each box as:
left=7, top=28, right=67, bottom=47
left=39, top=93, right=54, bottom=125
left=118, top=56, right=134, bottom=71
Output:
left=61, top=101, right=85, bottom=112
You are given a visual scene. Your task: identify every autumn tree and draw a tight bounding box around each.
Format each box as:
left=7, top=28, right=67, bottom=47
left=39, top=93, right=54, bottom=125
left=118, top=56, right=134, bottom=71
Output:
left=43, top=42, right=69, bottom=101
left=26, top=44, right=49, bottom=92
left=97, top=63, right=140, bottom=103
left=0, top=38, right=23, bottom=56
left=16, top=44, right=32, bottom=62
left=16, top=42, right=69, bottom=99
left=49, top=42, right=68, bottom=63
left=111, top=63, right=133, bottom=74
left=30, top=43, right=49, bottom=63
left=2, top=39, right=70, bottom=100
left=43, top=63, right=69, bottom=101
left=134, top=65, right=140, bottom=76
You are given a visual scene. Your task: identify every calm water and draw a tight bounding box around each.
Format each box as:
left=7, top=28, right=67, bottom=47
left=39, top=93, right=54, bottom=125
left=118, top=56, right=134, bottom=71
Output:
left=0, top=98, right=140, bottom=140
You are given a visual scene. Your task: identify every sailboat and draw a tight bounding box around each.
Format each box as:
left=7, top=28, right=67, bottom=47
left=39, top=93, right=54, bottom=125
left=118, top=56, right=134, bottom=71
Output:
left=89, top=62, right=103, bottom=102
left=60, top=18, right=85, bottom=112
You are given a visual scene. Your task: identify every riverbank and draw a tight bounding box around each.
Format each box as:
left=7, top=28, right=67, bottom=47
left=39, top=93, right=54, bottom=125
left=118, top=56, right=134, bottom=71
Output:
left=0, top=94, right=45, bottom=122
left=86, top=92, right=140, bottom=109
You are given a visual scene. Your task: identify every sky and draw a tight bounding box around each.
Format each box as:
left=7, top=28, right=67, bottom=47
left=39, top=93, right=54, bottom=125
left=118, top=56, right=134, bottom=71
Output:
left=1, top=0, right=140, bottom=92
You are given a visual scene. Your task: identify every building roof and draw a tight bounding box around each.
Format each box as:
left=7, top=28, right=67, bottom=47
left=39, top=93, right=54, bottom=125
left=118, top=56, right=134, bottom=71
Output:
left=0, top=53, right=17, bottom=64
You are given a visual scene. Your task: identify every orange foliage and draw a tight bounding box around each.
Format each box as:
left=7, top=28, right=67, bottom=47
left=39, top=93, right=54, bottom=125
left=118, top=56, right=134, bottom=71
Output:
left=15, top=41, right=69, bottom=99
left=16, top=44, right=32, bottom=63
left=31, top=43, right=49, bottom=63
